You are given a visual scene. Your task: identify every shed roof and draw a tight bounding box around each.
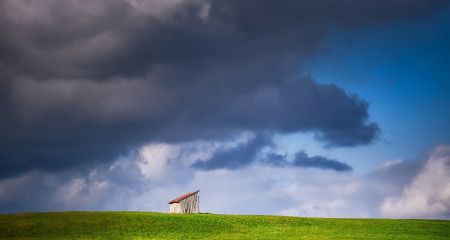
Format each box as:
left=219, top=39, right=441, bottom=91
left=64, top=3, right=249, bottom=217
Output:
left=168, top=190, right=199, bottom=204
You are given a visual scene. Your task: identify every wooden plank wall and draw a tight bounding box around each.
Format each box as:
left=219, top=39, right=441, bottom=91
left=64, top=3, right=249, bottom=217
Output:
left=170, top=193, right=199, bottom=213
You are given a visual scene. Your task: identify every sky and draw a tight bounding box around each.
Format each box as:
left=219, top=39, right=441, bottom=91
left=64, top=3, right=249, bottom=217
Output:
left=0, top=0, right=449, bottom=219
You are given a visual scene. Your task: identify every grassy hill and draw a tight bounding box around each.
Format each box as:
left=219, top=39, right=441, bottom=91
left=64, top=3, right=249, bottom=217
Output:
left=1, top=212, right=449, bottom=239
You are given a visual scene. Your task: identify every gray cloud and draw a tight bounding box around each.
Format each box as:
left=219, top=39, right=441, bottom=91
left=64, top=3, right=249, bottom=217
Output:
left=0, top=0, right=446, bottom=80
left=2, top=141, right=447, bottom=219
left=0, top=0, right=447, bottom=178
left=292, top=152, right=352, bottom=172
left=193, top=134, right=273, bottom=170
left=194, top=134, right=352, bottom=172
left=263, top=151, right=352, bottom=172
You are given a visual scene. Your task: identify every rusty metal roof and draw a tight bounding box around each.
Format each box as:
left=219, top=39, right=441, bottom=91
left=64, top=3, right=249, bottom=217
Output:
left=168, top=190, right=200, bottom=204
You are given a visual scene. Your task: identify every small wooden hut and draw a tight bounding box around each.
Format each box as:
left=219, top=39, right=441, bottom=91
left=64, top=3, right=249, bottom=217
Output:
left=168, top=190, right=200, bottom=214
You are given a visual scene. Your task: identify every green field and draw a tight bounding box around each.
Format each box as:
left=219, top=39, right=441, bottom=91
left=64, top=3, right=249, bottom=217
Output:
left=1, top=212, right=449, bottom=239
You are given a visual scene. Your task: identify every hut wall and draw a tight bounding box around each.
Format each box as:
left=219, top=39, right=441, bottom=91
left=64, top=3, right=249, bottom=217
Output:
left=170, top=193, right=199, bottom=213
left=169, top=203, right=182, bottom=213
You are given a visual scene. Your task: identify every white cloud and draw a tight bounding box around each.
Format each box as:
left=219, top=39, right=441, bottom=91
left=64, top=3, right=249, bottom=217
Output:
left=380, top=145, right=450, bottom=219
left=136, top=138, right=243, bottom=178
left=376, top=159, right=403, bottom=171
left=190, top=167, right=368, bottom=217
left=55, top=172, right=110, bottom=210
left=138, top=144, right=174, bottom=178
left=1, top=142, right=449, bottom=219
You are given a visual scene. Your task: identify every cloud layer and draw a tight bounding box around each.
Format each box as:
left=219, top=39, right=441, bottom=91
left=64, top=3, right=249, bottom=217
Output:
left=2, top=139, right=449, bottom=219
left=0, top=0, right=448, bottom=216
left=11, top=0, right=449, bottom=177
left=193, top=134, right=352, bottom=171
left=381, top=145, right=450, bottom=218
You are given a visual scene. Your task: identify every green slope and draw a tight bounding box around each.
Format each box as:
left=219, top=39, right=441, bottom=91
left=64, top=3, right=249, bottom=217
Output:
left=0, top=212, right=449, bottom=239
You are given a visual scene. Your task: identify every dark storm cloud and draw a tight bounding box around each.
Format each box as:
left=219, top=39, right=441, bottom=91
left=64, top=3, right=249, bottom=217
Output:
left=194, top=134, right=352, bottom=172
left=291, top=152, right=352, bottom=172
left=193, top=134, right=273, bottom=170
left=262, top=151, right=352, bottom=172
left=0, top=0, right=446, bottom=178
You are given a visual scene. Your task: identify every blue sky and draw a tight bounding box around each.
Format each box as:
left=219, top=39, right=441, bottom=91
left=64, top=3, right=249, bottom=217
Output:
left=275, top=5, right=450, bottom=173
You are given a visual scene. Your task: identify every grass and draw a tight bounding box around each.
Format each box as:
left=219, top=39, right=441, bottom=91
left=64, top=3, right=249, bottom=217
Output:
left=0, top=212, right=449, bottom=239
